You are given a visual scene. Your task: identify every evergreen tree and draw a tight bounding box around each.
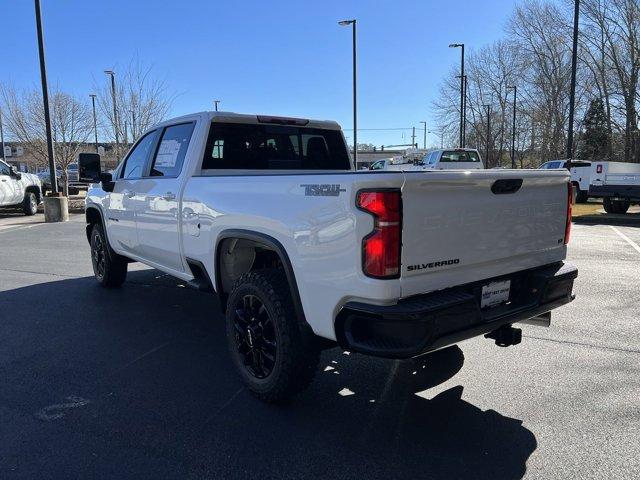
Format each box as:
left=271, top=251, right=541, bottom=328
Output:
left=577, top=99, right=610, bottom=160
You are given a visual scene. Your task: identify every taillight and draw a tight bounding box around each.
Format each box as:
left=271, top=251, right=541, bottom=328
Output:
left=357, top=190, right=401, bottom=278
left=565, top=183, right=572, bottom=245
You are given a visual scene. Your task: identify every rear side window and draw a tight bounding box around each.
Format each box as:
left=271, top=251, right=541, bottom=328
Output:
left=0, top=161, right=10, bottom=176
left=202, top=123, right=351, bottom=170
left=439, top=150, right=480, bottom=163
left=149, top=123, right=195, bottom=177
left=121, top=130, right=159, bottom=179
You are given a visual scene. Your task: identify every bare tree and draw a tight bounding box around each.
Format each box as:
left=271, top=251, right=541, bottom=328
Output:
left=0, top=84, right=93, bottom=194
left=95, top=57, right=173, bottom=161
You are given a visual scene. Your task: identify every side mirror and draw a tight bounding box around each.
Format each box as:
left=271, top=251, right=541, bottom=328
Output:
left=10, top=166, right=22, bottom=181
left=100, top=172, right=115, bottom=193
left=78, top=152, right=102, bottom=183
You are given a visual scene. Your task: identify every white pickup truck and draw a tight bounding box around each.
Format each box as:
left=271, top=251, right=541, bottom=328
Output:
left=0, top=159, right=43, bottom=215
left=82, top=112, right=577, bottom=402
left=588, top=161, right=640, bottom=214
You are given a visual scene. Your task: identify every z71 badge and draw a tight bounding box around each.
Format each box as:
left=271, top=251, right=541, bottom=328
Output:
left=300, top=184, right=346, bottom=197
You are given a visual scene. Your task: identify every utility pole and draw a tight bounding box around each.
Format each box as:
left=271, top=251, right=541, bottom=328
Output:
left=89, top=94, right=98, bottom=153
left=35, top=0, right=58, bottom=194
left=411, top=126, right=416, bottom=148
left=104, top=70, right=119, bottom=160
left=0, top=108, right=6, bottom=161
left=339, top=19, right=358, bottom=165
left=456, top=74, right=468, bottom=147
left=508, top=85, right=517, bottom=168
left=449, top=43, right=465, bottom=148
left=124, top=120, right=128, bottom=146
left=483, top=104, right=491, bottom=167
left=566, top=0, right=580, bottom=170
left=420, top=121, right=427, bottom=149
left=213, top=100, right=220, bottom=112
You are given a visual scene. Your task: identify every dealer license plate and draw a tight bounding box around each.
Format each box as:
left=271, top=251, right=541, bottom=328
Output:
left=481, top=280, right=511, bottom=309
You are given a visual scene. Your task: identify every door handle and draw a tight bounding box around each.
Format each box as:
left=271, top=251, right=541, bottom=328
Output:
left=123, top=190, right=135, bottom=198
left=1, top=179, right=7, bottom=182
left=162, top=192, right=176, bottom=201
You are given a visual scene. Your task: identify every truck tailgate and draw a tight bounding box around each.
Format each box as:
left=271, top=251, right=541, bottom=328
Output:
left=400, top=169, right=569, bottom=298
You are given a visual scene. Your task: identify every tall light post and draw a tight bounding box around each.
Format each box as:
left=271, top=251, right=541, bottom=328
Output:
left=566, top=0, right=580, bottom=170
left=483, top=104, right=491, bottom=167
left=0, top=107, right=6, bottom=161
left=130, top=109, right=136, bottom=141
left=104, top=70, right=119, bottom=159
left=339, top=19, right=357, bottom=165
left=89, top=94, right=98, bottom=153
left=35, top=0, right=58, bottom=194
left=420, top=121, right=427, bottom=149
left=449, top=43, right=465, bottom=148
left=507, top=85, right=517, bottom=168
left=456, top=74, right=468, bottom=147
left=213, top=100, right=221, bottom=112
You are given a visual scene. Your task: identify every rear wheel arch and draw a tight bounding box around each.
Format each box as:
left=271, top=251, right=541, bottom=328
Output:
left=214, top=230, right=307, bottom=325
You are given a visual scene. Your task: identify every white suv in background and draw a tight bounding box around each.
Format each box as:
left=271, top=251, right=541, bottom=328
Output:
left=0, top=160, right=43, bottom=215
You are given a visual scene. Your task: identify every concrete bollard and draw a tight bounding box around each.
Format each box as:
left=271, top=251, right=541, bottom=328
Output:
left=44, top=193, right=69, bottom=223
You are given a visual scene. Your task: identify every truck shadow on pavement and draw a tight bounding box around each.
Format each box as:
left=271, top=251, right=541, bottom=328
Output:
left=0, top=269, right=537, bottom=480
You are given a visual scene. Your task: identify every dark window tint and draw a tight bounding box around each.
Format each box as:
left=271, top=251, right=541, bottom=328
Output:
left=439, top=150, right=480, bottom=163
left=202, top=123, right=351, bottom=170
left=149, top=123, right=195, bottom=177
left=0, top=161, right=10, bottom=176
left=122, top=131, right=158, bottom=179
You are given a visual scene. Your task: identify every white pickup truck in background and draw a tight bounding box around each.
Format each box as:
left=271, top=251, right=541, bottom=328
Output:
left=81, top=112, right=577, bottom=402
left=0, top=159, right=42, bottom=215
left=539, top=159, right=593, bottom=203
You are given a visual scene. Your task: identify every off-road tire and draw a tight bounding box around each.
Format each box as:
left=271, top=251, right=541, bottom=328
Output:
left=90, top=223, right=128, bottom=287
left=603, top=197, right=630, bottom=214
left=23, top=192, right=38, bottom=216
left=225, top=268, right=320, bottom=403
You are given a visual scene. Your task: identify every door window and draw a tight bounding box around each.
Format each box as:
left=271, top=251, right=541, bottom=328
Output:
left=121, top=131, right=159, bottom=179
left=149, top=123, right=196, bottom=177
left=0, top=161, right=11, bottom=176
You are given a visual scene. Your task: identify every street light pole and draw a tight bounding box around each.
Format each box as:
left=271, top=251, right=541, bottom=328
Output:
left=508, top=85, right=517, bottom=168
left=104, top=70, right=119, bottom=160
left=214, top=100, right=220, bottom=112
left=339, top=19, right=357, bottom=165
left=420, top=121, right=427, bottom=149
left=566, top=0, right=580, bottom=169
left=0, top=107, right=6, bottom=161
left=89, top=94, right=98, bottom=153
left=34, top=0, right=58, bottom=194
left=130, top=109, right=136, bottom=141
left=483, top=104, right=491, bottom=167
left=449, top=43, right=465, bottom=148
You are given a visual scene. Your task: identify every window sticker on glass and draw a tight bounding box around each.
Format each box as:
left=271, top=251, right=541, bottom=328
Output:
left=155, top=139, right=182, bottom=168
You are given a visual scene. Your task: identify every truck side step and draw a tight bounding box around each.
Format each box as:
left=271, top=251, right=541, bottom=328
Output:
left=485, top=325, right=522, bottom=347
left=185, top=259, right=214, bottom=293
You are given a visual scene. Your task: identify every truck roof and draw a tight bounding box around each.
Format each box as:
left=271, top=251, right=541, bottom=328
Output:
left=155, top=111, right=342, bottom=131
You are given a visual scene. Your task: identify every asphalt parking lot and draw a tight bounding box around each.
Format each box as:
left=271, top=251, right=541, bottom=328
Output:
left=1, top=212, right=639, bottom=479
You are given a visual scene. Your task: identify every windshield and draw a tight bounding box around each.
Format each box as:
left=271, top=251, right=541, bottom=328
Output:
left=439, top=150, right=480, bottom=163
left=202, top=123, right=351, bottom=170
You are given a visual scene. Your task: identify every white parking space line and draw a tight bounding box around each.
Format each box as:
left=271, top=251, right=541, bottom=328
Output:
left=610, top=226, right=640, bottom=255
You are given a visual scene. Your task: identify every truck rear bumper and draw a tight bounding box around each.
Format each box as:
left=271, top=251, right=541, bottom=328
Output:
left=589, top=184, right=640, bottom=200
left=335, top=262, right=577, bottom=359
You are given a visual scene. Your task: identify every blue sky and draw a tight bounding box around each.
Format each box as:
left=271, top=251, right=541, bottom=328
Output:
left=2, top=0, right=522, bottom=147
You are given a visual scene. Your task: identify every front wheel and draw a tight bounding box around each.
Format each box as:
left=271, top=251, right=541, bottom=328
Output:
left=22, top=192, right=38, bottom=216
left=225, top=269, right=319, bottom=403
left=575, top=189, right=589, bottom=204
left=90, top=223, right=128, bottom=287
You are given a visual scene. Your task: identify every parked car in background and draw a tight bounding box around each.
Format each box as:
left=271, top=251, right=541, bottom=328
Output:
left=37, top=169, right=62, bottom=195
left=82, top=111, right=577, bottom=403
left=589, top=161, right=640, bottom=214
left=414, top=148, right=484, bottom=170
left=0, top=159, right=43, bottom=215
left=539, top=159, right=592, bottom=203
